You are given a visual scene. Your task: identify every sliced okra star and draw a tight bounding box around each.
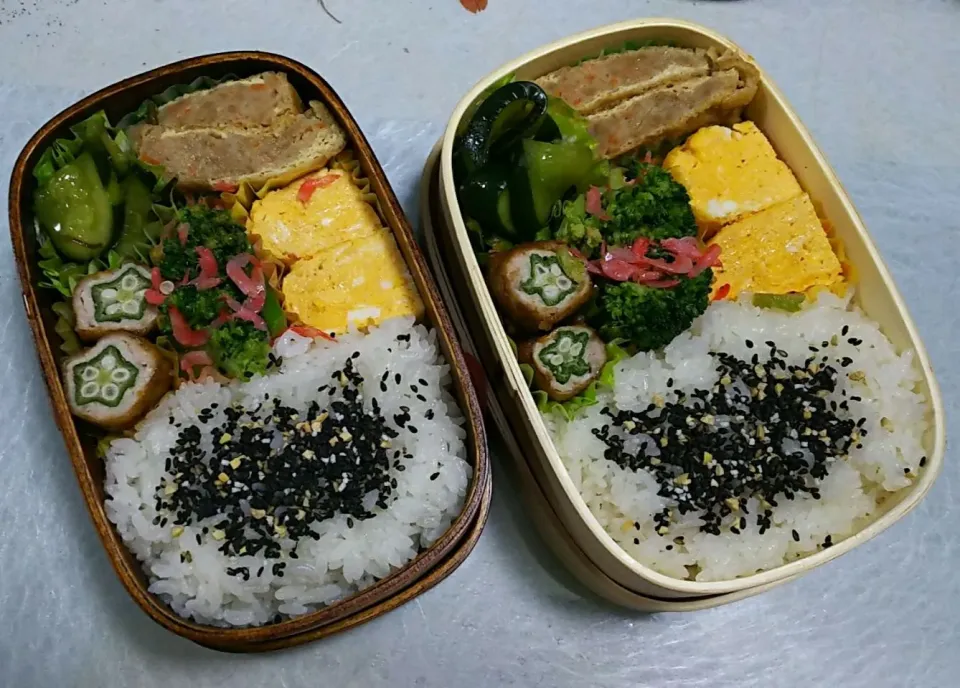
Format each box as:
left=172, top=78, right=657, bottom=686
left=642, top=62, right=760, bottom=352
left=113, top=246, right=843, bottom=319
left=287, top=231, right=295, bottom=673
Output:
left=537, top=328, right=590, bottom=384
left=73, top=345, right=140, bottom=407
left=92, top=265, right=152, bottom=321
left=520, top=253, right=578, bottom=307
left=73, top=263, right=158, bottom=341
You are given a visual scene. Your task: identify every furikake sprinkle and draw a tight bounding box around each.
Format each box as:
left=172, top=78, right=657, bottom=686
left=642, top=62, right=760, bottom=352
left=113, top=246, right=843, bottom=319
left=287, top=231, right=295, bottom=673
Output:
left=592, top=341, right=868, bottom=537
left=155, top=357, right=398, bottom=573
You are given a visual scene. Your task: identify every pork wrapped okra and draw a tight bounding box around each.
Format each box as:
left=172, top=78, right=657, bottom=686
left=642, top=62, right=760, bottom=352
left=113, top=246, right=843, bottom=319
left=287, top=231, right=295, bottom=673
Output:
left=487, top=241, right=592, bottom=332
left=63, top=333, right=172, bottom=430
left=517, top=324, right=606, bottom=401
left=72, top=263, right=158, bottom=342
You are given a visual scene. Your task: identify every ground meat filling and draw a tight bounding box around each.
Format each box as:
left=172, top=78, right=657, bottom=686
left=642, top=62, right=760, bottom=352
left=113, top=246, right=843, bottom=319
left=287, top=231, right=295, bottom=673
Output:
left=593, top=340, right=869, bottom=537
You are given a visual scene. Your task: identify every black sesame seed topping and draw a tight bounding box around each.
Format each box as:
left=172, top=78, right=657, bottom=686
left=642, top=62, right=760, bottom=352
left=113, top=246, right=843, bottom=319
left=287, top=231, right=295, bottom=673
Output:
left=592, top=346, right=865, bottom=538
left=792, top=529, right=800, bottom=542
left=155, top=357, right=401, bottom=576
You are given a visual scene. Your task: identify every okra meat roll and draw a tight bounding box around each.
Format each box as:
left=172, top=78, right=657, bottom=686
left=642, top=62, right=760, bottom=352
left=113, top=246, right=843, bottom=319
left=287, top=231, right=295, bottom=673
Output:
left=63, top=333, right=172, bottom=430
left=487, top=241, right=592, bottom=332
left=72, top=264, right=158, bottom=342
left=517, top=325, right=606, bottom=401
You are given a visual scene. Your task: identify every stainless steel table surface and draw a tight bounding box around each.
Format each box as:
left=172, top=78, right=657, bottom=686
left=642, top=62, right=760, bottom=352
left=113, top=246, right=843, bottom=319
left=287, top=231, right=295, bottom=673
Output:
left=0, top=1, right=956, bottom=686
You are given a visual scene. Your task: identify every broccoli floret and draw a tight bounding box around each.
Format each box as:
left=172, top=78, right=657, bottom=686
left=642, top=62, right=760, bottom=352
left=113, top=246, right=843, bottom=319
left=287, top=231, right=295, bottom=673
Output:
left=596, top=269, right=713, bottom=351
left=157, top=206, right=251, bottom=281
left=603, top=163, right=698, bottom=245
left=160, top=284, right=240, bottom=331
left=550, top=161, right=697, bottom=257
left=209, top=320, right=270, bottom=381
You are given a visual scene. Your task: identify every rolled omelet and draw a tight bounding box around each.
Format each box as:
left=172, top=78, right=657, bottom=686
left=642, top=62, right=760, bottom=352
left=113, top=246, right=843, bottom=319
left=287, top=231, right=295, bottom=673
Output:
left=249, top=169, right=424, bottom=334
left=281, top=230, right=424, bottom=334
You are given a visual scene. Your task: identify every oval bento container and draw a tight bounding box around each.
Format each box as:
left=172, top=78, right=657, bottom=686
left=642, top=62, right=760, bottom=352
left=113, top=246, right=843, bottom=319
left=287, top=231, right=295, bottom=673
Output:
left=434, top=19, right=945, bottom=601
left=9, top=52, right=491, bottom=652
left=422, top=143, right=803, bottom=611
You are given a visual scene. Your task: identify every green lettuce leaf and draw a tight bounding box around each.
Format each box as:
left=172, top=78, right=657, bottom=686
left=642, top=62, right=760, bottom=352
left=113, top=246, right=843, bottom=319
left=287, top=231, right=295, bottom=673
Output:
left=599, top=339, right=630, bottom=388
left=51, top=300, right=81, bottom=355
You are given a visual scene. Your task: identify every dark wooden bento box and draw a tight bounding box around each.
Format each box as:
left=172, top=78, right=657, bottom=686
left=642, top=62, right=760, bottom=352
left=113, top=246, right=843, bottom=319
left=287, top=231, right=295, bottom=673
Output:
left=8, top=52, right=491, bottom=652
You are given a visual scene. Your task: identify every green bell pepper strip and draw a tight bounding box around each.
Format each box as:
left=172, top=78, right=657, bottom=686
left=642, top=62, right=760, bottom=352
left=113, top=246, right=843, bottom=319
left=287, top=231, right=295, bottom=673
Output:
left=261, top=287, right=287, bottom=338
left=509, top=138, right=596, bottom=236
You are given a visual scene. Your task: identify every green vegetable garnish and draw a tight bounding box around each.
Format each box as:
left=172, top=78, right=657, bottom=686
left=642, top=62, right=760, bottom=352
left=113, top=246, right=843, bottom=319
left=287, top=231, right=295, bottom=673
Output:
left=52, top=300, right=81, bottom=355
left=34, top=152, right=114, bottom=262
left=456, top=81, right=548, bottom=176
left=210, top=320, right=270, bottom=381
left=157, top=206, right=251, bottom=282
left=554, top=194, right=604, bottom=256
left=519, top=362, right=535, bottom=387
left=603, top=162, right=698, bottom=245
left=534, top=381, right=599, bottom=420
left=597, top=270, right=713, bottom=351
left=536, top=97, right=596, bottom=151
left=509, top=138, right=595, bottom=234
left=598, top=339, right=630, bottom=388
left=261, top=287, right=287, bottom=338
left=112, top=175, right=162, bottom=261
left=456, top=72, right=516, bottom=139
left=556, top=246, right=586, bottom=282
left=553, top=161, right=697, bottom=257
left=752, top=293, right=805, bottom=312
left=161, top=285, right=230, bottom=331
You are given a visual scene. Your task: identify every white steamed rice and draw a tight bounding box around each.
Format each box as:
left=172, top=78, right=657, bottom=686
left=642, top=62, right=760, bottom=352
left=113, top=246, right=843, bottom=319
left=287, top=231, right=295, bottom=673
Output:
left=547, top=292, right=929, bottom=581
left=104, top=317, right=471, bottom=626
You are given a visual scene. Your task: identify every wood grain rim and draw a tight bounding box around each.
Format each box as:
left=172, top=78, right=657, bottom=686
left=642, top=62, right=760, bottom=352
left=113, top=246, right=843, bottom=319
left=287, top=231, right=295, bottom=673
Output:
left=8, top=51, right=490, bottom=650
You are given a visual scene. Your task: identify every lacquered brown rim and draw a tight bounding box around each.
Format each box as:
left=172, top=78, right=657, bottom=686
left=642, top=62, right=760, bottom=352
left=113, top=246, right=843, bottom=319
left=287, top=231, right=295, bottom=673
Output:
left=9, top=51, right=490, bottom=649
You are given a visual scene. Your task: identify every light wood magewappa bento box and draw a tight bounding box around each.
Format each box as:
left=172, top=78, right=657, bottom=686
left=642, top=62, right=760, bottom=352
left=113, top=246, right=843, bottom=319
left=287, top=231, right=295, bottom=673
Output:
left=430, top=19, right=945, bottom=602
left=9, top=52, right=491, bottom=651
